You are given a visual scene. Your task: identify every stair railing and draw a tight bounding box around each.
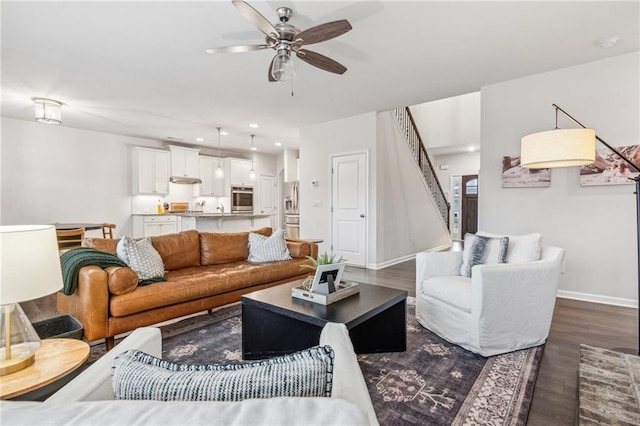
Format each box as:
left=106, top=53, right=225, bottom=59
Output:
left=392, top=107, right=450, bottom=228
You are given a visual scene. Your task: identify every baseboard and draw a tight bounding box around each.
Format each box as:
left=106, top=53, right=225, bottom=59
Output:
left=367, top=243, right=452, bottom=270
left=557, top=290, right=637, bottom=308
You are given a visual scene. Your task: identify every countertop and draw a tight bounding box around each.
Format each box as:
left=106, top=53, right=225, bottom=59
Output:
left=132, top=213, right=274, bottom=218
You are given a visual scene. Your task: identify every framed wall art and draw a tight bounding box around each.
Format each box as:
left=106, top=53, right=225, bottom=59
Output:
left=580, top=144, right=640, bottom=186
left=502, top=155, right=551, bottom=188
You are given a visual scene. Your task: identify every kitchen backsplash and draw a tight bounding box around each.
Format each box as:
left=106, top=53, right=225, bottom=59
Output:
left=131, top=183, right=230, bottom=214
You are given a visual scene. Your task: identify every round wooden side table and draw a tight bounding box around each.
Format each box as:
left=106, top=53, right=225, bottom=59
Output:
left=0, top=338, right=90, bottom=400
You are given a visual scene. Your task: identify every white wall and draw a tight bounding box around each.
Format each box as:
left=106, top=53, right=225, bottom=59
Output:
left=411, top=92, right=481, bottom=151
left=480, top=52, right=640, bottom=306
left=1, top=117, right=163, bottom=236
left=376, top=112, right=451, bottom=265
left=432, top=151, right=481, bottom=196
left=299, top=113, right=377, bottom=260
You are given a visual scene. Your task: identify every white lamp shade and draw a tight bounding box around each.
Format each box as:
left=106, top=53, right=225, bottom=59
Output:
left=0, top=225, right=63, bottom=305
left=520, top=128, right=596, bottom=169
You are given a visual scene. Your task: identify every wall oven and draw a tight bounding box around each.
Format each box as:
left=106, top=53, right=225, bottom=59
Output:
left=231, top=186, right=254, bottom=214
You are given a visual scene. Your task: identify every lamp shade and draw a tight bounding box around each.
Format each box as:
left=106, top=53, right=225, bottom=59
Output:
left=520, top=128, right=596, bottom=169
left=0, top=225, right=63, bottom=305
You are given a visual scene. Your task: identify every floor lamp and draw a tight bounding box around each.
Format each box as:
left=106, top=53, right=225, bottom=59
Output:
left=520, top=103, right=640, bottom=355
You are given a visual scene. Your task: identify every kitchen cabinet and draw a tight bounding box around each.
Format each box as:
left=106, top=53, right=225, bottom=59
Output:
left=257, top=174, right=276, bottom=215
left=283, top=148, right=299, bottom=182
left=133, top=215, right=180, bottom=238
left=168, top=145, right=200, bottom=178
left=131, top=147, right=170, bottom=195
left=198, top=156, right=226, bottom=196
left=229, top=158, right=254, bottom=186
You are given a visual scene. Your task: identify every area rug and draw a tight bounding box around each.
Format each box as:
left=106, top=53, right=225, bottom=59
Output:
left=89, top=298, right=543, bottom=425
left=578, top=344, right=640, bottom=425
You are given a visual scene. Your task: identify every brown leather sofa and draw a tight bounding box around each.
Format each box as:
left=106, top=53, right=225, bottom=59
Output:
left=57, top=228, right=318, bottom=349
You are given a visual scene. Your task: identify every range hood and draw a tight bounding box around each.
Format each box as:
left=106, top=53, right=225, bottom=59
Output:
left=170, top=176, right=202, bottom=184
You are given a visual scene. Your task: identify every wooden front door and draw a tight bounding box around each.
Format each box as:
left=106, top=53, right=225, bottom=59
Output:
left=461, top=175, right=478, bottom=237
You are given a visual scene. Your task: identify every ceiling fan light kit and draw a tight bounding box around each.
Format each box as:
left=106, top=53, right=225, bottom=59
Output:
left=207, top=1, right=352, bottom=84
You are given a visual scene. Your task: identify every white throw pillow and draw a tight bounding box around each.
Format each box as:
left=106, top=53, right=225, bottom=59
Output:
left=476, top=231, right=542, bottom=263
left=116, top=236, right=165, bottom=281
left=460, top=233, right=509, bottom=278
left=112, top=346, right=334, bottom=401
left=248, top=228, right=292, bottom=263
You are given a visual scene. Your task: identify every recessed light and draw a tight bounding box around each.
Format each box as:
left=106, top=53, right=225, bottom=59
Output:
left=468, top=146, right=475, bottom=152
left=274, top=142, right=282, bottom=147
left=195, top=137, right=204, bottom=142
left=250, top=147, right=257, bottom=151
left=249, top=123, right=258, bottom=129
left=220, top=131, right=228, bottom=136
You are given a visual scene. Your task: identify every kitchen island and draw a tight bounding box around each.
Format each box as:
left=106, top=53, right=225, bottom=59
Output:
left=132, top=213, right=275, bottom=237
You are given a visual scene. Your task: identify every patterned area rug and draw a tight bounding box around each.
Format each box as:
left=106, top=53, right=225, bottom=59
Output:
left=578, top=344, right=640, bottom=425
left=90, top=298, right=543, bottom=425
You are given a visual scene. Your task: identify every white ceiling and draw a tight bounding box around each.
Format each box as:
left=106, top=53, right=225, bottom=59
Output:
left=2, top=1, right=638, bottom=155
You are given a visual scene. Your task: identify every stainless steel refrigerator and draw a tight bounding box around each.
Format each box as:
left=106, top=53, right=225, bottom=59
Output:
left=284, top=181, right=299, bottom=239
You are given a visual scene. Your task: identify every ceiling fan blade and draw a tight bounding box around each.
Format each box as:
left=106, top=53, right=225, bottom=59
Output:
left=268, top=56, right=276, bottom=82
left=206, top=44, right=269, bottom=54
left=296, top=49, right=347, bottom=74
left=296, top=20, right=352, bottom=45
left=232, top=0, right=279, bottom=38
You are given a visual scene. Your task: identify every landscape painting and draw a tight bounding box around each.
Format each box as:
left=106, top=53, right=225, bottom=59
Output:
left=580, top=144, right=640, bottom=186
left=502, top=155, right=551, bottom=188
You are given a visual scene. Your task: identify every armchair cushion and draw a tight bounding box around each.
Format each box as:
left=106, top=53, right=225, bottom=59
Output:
left=477, top=231, right=542, bottom=263
left=460, top=233, right=509, bottom=277
left=422, top=276, right=472, bottom=313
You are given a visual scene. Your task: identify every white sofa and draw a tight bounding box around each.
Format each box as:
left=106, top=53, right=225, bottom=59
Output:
left=1, top=324, right=379, bottom=425
left=416, top=244, right=565, bottom=357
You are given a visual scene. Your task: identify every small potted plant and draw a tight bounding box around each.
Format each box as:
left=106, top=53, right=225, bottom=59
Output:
left=300, top=252, right=346, bottom=291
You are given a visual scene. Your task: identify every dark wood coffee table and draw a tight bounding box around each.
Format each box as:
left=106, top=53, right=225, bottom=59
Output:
left=241, top=280, right=407, bottom=360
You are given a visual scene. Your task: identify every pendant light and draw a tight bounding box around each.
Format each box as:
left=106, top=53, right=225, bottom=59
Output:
left=215, top=127, right=224, bottom=179
left=249, top=134, right=257, bottom=181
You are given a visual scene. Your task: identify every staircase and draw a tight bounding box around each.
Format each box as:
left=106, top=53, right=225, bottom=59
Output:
left=392, top=107, right=450, bottom=228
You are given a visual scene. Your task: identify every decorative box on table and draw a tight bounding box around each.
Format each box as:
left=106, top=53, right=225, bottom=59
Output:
left=292, top=281, right=360, bottom=305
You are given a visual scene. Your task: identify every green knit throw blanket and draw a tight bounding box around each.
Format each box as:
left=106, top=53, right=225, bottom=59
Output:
left=60, top=247, right=129, bottom=295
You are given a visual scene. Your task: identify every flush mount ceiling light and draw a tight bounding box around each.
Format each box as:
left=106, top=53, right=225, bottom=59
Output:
left=32, top=98, right=62, bottom=125
left=596, top=36, right=618, bottom=48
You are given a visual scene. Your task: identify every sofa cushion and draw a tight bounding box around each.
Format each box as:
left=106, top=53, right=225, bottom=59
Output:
left=82, top=237, right=119, bottom=255
left=117, top=236, right=165, bottom=281
left=476, top=231, right=542, bottom=263
left=460, top=233, right=509, bottom=278
left=422, top=276, right=472, bottom=313
left=200, top=228, right=272, bottom=266
left=248, top=228, right=292, bottom=263
left=105, top=267, right=138, bottom=295
left=113, top=346, right=334, bottom=401
left=151, top=230, right=201, bottom=271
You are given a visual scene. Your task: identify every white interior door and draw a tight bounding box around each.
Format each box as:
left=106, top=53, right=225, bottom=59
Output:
left=331, top=152, right=367, bottom=267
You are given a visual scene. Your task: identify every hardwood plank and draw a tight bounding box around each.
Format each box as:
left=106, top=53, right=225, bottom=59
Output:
left=22, top=260, right=637, bottom=425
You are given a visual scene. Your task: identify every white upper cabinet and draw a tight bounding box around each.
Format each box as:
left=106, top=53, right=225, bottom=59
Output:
left=199, top=156, right=225, bottom=196
left=229, top=158, right=253, bottom=186
left=169, top=145, right=200, bottom=178
left=132, top=147, right=170, bottom=195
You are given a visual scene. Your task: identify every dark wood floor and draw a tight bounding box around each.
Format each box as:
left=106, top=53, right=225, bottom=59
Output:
left=23, top=259, right=637, bottom=425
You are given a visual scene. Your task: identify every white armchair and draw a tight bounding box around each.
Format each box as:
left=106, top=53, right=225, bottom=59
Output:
left=415, top=245, right=565, bottom=357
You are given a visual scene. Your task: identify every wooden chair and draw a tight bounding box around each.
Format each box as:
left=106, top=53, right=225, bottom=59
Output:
left=57, top=228, right=85, bottom=252
left=102, top=223, right=116, bottom=239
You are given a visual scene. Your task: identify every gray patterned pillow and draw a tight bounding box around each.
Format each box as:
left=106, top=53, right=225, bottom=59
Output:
left=460, top=233, right=509, bottom=277
left=116, top=236, right=165, bottom=281
left=112, top=346, right=334, bottom=401
left=248, top=228, right=292, bottom=263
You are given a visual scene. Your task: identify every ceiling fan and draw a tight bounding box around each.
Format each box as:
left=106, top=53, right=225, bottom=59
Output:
left=206, top=0, right=352, bottom=82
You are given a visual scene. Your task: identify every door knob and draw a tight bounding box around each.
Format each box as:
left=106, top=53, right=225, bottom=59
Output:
left=360, top=214, right=365, bottom=218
